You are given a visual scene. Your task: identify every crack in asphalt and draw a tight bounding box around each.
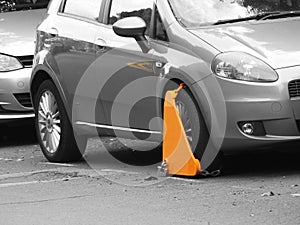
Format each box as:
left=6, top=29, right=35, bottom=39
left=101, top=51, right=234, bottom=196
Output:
left=0, top=169, right=96, bottom=181
left=0, top=169, right=61, bottom=181
left=0, top=177, right=83, bottom=188
left=0, top=169, right=98, bottom=188
left=0, top=194, right=91, bottom=206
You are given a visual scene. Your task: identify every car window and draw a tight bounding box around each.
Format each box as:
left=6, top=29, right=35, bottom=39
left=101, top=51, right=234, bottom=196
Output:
left=153, top=8, right=168, bottom=42
left=0, top=0, right=49, bottom=12
left=168, top=0, right=300, bottom=27
left=63, top=0, right=102, bottom=21
left=108, top=0, right=153, bottom=35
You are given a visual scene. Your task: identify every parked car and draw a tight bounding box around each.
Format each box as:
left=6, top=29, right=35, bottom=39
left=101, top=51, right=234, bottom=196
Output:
left=0, top=0, right=49, bottom=123
left=31, top=0, right=300, bottom=173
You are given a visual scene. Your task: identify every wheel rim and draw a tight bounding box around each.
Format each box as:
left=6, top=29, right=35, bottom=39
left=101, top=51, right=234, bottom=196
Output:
left=176, top=101, right=193, bottom=144
left=38, top=90, right=61, bottom=154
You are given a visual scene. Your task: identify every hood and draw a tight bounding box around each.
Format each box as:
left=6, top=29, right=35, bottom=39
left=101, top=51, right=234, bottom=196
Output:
left=0, top=9, right=46, bottom=57
left=190, top=18, right=300, bottom=69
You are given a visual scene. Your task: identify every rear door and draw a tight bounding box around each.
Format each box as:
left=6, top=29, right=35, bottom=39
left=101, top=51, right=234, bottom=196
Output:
left=44, top=0, right=106, bottom=124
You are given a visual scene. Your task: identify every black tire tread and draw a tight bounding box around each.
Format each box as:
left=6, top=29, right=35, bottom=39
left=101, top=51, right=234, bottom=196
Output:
left=175, top=86, right=222, bottom=173
left=34, top=80, right=86, bottom=162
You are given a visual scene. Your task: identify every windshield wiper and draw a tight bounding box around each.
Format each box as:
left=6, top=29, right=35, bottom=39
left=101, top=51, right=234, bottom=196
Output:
left=259, top=10, right=300, bottom=20
left=213, top=11, right=287, bottom=25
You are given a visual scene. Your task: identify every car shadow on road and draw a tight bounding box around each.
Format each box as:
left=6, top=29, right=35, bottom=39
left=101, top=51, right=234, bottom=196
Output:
left=222, top=142, right=300, bottom=177
left=85, top=138, right=300, bottom=177
left=1, top=125, right=299, bottom=178
left=0, top=119, right=37, bottom=148
left=85, top=137, right=162, bottom=167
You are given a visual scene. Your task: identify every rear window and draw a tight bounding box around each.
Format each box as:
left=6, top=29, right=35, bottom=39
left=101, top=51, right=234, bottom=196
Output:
left=0, top=0, right=50, bottom=13
left=62, top=0, right=102, bottom=21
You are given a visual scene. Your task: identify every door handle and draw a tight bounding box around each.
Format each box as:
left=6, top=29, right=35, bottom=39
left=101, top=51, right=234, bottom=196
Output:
left=95, top=38, right=107, bottom=47
left=95, top=38, right=108, bottom=53
left=49, top=27, right=58, bottom=37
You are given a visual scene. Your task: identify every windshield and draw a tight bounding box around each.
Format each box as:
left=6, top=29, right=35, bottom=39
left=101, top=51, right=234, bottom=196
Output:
left=0, top=0, right=49, bottom=13
left=168, top=0, right=300, bottom=27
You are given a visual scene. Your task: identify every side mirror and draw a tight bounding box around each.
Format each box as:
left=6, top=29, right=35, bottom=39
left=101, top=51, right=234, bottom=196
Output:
left=113, top=17, right=150, bottom=53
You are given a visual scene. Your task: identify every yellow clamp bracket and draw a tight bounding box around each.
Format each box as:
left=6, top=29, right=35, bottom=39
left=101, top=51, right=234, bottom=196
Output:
left=161, top=84, right=201, bottom=176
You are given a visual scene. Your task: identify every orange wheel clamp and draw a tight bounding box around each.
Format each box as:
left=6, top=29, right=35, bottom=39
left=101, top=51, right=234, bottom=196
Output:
left=158, top=84, right=201, bottom=177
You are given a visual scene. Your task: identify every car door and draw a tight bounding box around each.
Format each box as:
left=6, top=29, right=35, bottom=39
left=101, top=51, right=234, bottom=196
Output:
left=93, top=0, right=161, bottom=139
left=44, top=0, right=107, bottom=125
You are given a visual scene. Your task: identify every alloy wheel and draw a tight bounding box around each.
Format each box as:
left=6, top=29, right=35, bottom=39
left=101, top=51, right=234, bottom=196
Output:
left=176, top=101, right=193, bottom=144
left=38, top=90, right=61, bottom=154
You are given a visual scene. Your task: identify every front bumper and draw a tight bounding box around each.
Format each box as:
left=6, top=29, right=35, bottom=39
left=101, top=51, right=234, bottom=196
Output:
left=0, top=68, right=34, bottom=120
left=193, top=65, right=300, bottom=151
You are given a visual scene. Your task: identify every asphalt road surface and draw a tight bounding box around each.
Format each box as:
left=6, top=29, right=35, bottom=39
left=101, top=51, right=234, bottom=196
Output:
left=0, top=121, right=300, bottom=225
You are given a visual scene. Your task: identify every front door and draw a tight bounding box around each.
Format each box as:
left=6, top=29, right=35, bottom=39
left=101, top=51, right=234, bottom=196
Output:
left=93, top=0, right=161, bottom=139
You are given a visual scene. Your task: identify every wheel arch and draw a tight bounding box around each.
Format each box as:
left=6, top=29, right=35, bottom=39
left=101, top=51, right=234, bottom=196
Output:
left=159, top=75, right=213, bottom=134
left=30, top=67, right=70, bottom=118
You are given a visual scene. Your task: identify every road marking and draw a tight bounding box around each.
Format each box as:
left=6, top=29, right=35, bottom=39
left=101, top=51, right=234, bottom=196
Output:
left=231, top=185, right=261, bottom=191
left=170, top=177, right=204, bottom=183
left=39, top=162, right=77, bottom=167
left=99, top=169, right=139, bottom=175
left=0, top=158, right=14, bottom=162
left=291, top=193, right=300, bottom=197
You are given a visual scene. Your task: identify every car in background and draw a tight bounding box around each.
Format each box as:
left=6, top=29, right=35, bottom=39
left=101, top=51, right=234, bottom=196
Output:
left=31, top=0, right=300, bottom=174
left=0, top=0, right=49, bottom=123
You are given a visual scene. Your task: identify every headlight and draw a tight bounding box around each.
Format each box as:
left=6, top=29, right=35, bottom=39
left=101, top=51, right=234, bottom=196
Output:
left=0, top=54, right=23, bottom=72
left=212, top=52, right=278, bottom=82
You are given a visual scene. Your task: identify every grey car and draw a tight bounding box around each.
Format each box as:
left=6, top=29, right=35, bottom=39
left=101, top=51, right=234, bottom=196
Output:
left=0, top=0, right=49, bottom=122
left=31, top=0, right=300, bottom=173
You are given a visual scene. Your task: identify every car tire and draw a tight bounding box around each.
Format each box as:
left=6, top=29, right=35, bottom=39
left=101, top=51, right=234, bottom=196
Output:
left=34, top=80, right=87, bottom=162
left=175, top=87, right=223, bottom=175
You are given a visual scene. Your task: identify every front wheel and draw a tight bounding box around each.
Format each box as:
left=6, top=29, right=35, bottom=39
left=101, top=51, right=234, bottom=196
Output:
left=175, top=87, right=223, bottom=175
left=34, top=80, right=87, bottom=162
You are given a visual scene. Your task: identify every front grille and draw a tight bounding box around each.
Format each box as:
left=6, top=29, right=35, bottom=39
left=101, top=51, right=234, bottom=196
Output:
left=288, top=80, right=300, bottom=99
left=13, top=93, right=32, bottom=108
left=16, top=55, right=33, bottom=67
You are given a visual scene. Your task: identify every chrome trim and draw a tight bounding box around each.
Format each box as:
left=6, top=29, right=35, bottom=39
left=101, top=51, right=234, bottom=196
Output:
left=240, top=132, right=300, bottom=141
left=0, top=113, right=34, bottom=119
left=265, top=135, right=300, bottom=140
left=76, top=121, right=162, bottom=135
left=291, top=97, right=300, bottom=100
left=0, top=102, right=10, bottom=105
